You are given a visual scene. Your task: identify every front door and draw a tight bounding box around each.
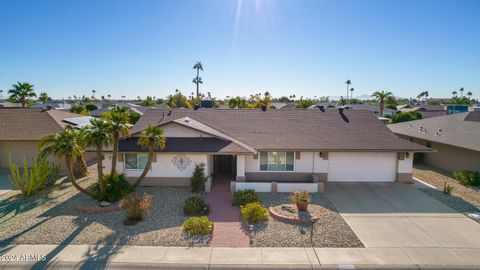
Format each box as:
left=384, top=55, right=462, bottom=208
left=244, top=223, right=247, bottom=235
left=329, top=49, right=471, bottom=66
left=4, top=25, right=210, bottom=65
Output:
left=213, top=155, right=236, bottom=175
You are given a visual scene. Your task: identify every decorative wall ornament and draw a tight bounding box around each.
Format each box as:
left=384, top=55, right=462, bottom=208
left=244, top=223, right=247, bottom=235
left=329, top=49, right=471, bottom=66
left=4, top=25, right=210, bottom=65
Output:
left=171, top=154, right=192, bottom=171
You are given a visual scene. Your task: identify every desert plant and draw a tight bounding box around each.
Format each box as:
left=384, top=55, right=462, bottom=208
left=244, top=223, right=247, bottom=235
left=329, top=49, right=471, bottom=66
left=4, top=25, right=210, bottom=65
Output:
left=232, top=189, right=260, bottom=206
left=240, top=202, right=268, bottom=224
left=182, top=216, right=214, bottom=236
left=453, top=170, right=480, bottom=186
left=442, top=182, right=454, bottom=195
left=190, top=163, right=206, bottom=193
left=289, top=190, right=310, bottom=203
left=119, top=192, right=152, bottom=223
left=8, top=156, right=60, bottom=196
left=92, top=173, right=134, bottom=202
left=183, top=196, right=210, bottom=216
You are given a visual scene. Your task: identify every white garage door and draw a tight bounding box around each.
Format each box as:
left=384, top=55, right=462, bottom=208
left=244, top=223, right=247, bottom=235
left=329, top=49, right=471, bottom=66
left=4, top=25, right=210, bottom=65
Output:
left=328, top=152, right=396, bottom=182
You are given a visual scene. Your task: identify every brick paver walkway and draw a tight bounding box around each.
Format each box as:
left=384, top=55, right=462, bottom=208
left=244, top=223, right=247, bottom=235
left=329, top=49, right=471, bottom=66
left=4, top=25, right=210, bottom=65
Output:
left=205, top=175, right=250, bottom=247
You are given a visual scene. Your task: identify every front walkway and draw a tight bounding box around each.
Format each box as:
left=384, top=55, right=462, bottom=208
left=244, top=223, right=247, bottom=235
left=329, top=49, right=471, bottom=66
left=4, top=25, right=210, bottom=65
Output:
left=2, top=244, right=480, bottom=269
left=205, top=175, right=249, bottom=247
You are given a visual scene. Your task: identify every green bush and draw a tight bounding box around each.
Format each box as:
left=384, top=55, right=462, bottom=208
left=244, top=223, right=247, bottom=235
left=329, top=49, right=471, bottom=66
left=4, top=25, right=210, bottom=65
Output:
left=190, top=163, right=206, bottom=193
left=182, top=216, right=214, bottom=236
left=183, top=196, right=210, bottom=216
left=8, top=156, right=60, bottom=196
left=92, top=173, right=134, bottom=202
left=120, top=192, right=152, bottom=222
left=85, top=104, right=98, bottom=111
left=240, top=202, right=268, bottom=224
left=453, top=170, right=480, bottom=186
left=232, top=189, right=259, bottom=206
left=391, top=111, right=422, bottom=124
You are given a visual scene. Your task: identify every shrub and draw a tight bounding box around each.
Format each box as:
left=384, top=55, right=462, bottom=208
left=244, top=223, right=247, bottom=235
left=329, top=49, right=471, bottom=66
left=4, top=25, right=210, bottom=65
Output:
left=191, top=163, right=206, bottom=193
left=92, top=173, right=134, bottom=202
left=183, top=196, right=210, bottom=216
left=240, top=202, right=268, bottom=224
left=85, top=104, right=98, bottom=111
left=8, top=156, right=60, bottom=196
left=442, top=182, right=454, bottom=195
left=119, top=192, right=152, bottom=222
left=182, top=216, right=214, bottom=236
left=289, top=190, right=310, bottom=203
left=453, top=170, right=480, bottom=186
left=232, top=189, right=260, bottom=206
left=391, top=111, right=422, bottom=124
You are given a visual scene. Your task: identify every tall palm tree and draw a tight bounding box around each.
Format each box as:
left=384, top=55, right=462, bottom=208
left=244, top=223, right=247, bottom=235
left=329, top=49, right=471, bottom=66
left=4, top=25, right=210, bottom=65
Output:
left=92, top=89, right=96, bottom=99
left=466, top=91, right=473, bottom=99
left=38, top=92, right=51, bottom=104
left=0, top=89, right=4, bottom=100
left=193, top=61, right=204, bottom=98
left=102, top=106, right=131, bottom=176
left=371, top=90, right=394, bottom=116
left=345, top=80, right=351, bottom=102
left=39, top=127, right=94, bottom=198
left=85, top=118, right=113, bottom=195
left=133, top=125, right=166, bottom=188
left=350, top=88, right=354, bottom=99
left=452, top=91, right=458, bottom=97
left=459, top=87, right=464, bottom=97
left=8, top=82, right=37, bottom=107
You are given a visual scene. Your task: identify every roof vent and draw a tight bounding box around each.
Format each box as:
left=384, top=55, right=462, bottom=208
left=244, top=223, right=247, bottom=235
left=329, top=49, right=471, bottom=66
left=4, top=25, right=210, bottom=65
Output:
left=318, top=105, right=325, bottom=112
left=185, top=117, right=191, bottom=124
left=167, top=110, right=172, bottom=116
left=261, top=105, right=267, bottom=112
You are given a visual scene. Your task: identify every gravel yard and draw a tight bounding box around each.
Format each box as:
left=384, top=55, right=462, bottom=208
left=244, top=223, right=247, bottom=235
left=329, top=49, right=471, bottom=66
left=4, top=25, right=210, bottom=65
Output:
left=0, top=168, right=210, bottom=247
left=413, top=165, right=480, bottom=213
left=250, top=193, right=364, bottom=248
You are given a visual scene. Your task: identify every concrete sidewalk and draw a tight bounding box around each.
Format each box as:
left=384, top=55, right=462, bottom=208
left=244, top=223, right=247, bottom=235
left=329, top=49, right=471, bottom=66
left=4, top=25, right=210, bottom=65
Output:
left=1, top=245, right=480, bottom=269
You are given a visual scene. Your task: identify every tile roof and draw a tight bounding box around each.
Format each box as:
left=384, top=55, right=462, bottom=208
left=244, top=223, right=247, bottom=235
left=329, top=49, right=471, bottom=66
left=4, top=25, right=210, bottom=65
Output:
left=388, top=111, right=480, bottom=152
left=131, top=109, right=430, bottom=152
left=0, top=108, right=82, bottom=141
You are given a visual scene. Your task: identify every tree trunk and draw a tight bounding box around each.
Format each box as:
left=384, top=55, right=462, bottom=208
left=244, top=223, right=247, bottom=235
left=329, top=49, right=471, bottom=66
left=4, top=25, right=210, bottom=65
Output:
left=111, top=130, right=119, bottom=176
left=65, top=156, right=95, bottom=198
left=74, top=155, right=88, bottom=177
left=96, top=143, right=105, bottom=194
left=380, top=101, right=385, bottom=116
left=132, top=147, right=154, bottom=188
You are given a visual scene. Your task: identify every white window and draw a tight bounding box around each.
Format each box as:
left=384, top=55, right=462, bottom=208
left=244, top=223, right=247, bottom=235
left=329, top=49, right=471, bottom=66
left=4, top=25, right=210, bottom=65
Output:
left=124, top=153, right=148, bottom=170
left=260, top=151, right=294, bottom=171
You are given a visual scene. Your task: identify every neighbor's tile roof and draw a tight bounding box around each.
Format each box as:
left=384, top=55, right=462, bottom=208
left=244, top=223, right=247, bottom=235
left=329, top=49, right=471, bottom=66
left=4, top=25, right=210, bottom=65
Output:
left=132, top=109, right=430, bottom=152
left=388, top=111, right=480, bottom=152
left=0, top=108, right=81, bottom=141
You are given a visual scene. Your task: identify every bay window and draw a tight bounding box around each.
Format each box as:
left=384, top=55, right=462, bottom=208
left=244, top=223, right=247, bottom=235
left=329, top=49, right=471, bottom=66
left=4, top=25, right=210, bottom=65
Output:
left=260, top=151, right=294, bottom=171
left=124, top=153, right=148, bottom=170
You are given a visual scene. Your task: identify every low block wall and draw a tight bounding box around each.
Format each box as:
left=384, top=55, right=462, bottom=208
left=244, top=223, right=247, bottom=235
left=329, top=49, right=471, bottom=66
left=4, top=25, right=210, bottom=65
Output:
left=232, top=182, right=323, bottom=193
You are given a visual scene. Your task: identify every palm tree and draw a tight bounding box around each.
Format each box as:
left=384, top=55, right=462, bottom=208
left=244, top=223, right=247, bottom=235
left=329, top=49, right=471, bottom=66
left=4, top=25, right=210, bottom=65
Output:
left=92, top=89, right=96, bottom=99
left=192, top=76, right=203, bottom=99
left=38, top=92, right=51, bottom=104
left=452, top=91, right=458, bottom=97
left=345, top=80, right=351, bottom=101
left=466, top=91, right=473, bottom=99
left=8, top=82, right=37, bottom=107
left=459, top=87, right=464, bottom=97
left=350, top=88, right=354, bottom=99
left=133, top=125, right=166, bottom=188
left=39, top=127, right=94, bottom=198
left=102, top=106, right=131, bottom=176
left=371, top=90, right=394, bottom=116
left=85, top=118, right=113, bottom=196
left=107, top=94, right=111, bottom=100
left=193, top=61, right=204, bottom=98
left=0, top=89, right=4, bottom=100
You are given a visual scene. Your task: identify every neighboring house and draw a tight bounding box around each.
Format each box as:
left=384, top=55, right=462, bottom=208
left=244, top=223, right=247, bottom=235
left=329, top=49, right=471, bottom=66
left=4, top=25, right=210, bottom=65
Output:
left=0, top=108, right=94, bottom=169
left=388, top=111, right=480, bottom=173
left=103, top=108, right=429, bottom=187
left=398, top=105, right=446, bottom=119
left=31, top=101, right=72, bottom=110
left=0, top=102, right=22, bottom=108
left=342, top=104, right=396, bottom=116
left=91, top=103, right=150, bottom=117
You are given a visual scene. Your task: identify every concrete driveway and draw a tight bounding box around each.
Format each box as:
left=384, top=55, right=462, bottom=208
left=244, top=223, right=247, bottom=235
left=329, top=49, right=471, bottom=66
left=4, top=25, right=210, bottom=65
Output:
left=325, top=183, right=480, bottom=248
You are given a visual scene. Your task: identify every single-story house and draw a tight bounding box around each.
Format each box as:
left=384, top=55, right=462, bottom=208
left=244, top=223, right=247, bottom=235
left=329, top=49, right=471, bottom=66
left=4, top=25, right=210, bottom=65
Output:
left=103, top=108, right=430, bottom=187
left=388, top=111, right=480, bottom=173
left=91, top=103, right=150, bottom=117
left=0, top=108, right=94, bottom=169
left=341, top=104, right=397, bottom=116
left=398, top=104, right=446, bottom=119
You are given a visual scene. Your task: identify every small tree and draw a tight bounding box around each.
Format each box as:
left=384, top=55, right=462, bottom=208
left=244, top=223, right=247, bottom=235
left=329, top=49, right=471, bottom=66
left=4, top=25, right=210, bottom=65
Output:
left=191, top=163, right=206, bottom=193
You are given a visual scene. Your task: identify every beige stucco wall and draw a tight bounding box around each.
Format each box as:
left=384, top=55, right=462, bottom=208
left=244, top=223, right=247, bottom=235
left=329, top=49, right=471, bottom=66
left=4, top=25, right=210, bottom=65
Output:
left=399, top=135, right=480, bottom=172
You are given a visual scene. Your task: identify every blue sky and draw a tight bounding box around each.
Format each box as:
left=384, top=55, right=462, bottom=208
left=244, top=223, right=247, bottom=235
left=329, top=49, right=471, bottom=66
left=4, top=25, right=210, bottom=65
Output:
left=0, top=0, right=479, bottom=100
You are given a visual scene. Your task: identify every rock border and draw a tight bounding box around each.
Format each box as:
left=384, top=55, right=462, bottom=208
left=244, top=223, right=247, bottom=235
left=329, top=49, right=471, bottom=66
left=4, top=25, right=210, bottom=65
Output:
left=268, top=207, right=319, bottom=224
left=75, top=204, right=121, bottom=214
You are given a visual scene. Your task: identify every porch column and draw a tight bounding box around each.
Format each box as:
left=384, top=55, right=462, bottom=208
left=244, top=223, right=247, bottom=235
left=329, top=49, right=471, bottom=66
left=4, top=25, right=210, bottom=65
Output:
left=236, top=155, right=246, bottom=182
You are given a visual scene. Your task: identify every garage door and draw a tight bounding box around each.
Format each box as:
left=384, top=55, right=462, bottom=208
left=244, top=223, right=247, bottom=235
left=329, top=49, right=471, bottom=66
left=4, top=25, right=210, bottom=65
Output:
left=328, top=152, right=396, bottom=182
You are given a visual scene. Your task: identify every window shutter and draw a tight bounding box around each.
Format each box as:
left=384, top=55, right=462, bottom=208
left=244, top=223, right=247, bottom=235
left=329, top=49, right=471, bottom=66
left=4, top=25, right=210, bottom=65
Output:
left=118, top=153, right=124, bottom=162
left=295, top=152, right=301, bottom=160
left=253, top=153, right=258, bottom=159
